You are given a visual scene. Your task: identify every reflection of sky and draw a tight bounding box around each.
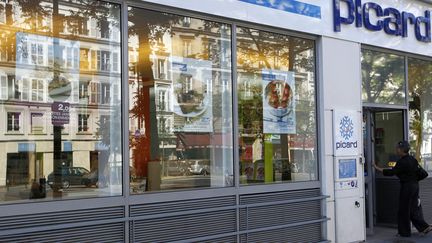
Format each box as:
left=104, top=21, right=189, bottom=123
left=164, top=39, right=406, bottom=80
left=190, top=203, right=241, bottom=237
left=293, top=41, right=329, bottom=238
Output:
left=238, top=0, right=321, bottom=19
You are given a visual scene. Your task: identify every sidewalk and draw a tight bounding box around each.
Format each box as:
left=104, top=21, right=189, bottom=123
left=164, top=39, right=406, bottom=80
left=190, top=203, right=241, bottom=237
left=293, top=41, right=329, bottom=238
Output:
left=367, top=227, right=432, bottom=243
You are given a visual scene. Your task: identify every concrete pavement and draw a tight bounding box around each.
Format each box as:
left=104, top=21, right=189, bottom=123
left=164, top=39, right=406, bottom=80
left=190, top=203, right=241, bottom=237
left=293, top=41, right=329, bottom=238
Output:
left=367, top=227, right=432, bottom=243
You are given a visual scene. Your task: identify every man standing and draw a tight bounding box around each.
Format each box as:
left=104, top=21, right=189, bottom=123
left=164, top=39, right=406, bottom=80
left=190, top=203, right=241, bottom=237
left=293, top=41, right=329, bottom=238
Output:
left=374, top=141, right=432, bottom=237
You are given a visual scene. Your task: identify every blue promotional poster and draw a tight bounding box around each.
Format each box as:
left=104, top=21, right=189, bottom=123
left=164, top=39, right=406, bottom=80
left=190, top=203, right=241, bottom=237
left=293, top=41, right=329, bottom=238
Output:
left=262, top=69, right=296, bottom=134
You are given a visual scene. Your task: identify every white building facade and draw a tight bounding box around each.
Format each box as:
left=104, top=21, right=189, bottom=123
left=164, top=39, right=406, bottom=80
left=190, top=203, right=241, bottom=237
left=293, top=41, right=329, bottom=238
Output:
left=0, top=0, right=431, bottom=242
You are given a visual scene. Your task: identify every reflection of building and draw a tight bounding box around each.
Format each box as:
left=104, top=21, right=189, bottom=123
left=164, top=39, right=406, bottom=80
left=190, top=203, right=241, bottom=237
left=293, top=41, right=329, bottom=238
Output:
left=0, top=2, right=120, bottom=187
left=128, top=17, right=231, bottom=170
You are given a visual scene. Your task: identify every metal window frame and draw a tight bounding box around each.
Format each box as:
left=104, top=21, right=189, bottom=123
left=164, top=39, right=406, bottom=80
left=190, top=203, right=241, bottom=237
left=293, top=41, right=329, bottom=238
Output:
left=361, top=44, right=432, bottom=140
left=0, top=0, right=322, bottom=210
left=124, top=0, right=322, bottom=204
left=360, top=44, right=432, bottom=236
left=0, top=0, right=322, bottom=209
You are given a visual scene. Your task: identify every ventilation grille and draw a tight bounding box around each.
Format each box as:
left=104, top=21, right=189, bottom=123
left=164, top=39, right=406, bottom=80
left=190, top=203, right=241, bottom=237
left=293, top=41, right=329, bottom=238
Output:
left=195, top=236, right=237, bottom=243
left=131, top=210, right=236, bottom=243
left=0, top=206, right=124, bottom=231
left=240, top=223, right=322, bottom=243
left=240, top=200, right=321, bottom=230
left=240, top=188, right=321, bottom=205
left=130, top=196, right=236, bottom=217
left=239, top=189, right=322, bottom=242
left=0, top=223, right=124, bottom=243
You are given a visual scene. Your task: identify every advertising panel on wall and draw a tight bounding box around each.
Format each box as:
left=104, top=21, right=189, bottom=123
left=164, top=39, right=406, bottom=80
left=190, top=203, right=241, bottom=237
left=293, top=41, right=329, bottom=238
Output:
left=262, top=69, right=296, bottom=134
left=171, top=57, right=213, bottom=133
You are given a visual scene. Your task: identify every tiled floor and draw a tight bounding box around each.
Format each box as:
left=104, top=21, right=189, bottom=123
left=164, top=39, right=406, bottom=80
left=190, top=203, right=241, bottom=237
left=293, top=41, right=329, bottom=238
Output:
left=367, top=227, right=432, bottom=243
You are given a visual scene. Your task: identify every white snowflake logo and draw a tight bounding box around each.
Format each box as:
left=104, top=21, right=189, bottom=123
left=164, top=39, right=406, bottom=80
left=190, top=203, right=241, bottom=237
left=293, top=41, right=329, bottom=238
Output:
left=339, top=116, right=354, bottom=140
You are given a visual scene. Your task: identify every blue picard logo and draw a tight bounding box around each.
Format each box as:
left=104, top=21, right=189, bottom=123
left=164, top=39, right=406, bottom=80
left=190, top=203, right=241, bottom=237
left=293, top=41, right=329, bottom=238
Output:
left=339, top=116, right=354, bottom=140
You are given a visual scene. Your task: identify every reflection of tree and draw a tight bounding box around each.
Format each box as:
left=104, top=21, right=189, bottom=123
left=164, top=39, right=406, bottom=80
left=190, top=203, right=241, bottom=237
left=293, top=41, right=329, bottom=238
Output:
left=128, top=9, right=181, bottom=178
left=16, top=0, right=50, bottom=32
left=362, top=50, right=405, bottom=104
left=408, top=59, right=432, bottom=161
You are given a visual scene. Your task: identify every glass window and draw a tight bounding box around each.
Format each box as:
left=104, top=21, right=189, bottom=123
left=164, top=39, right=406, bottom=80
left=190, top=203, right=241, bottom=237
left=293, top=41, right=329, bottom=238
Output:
left=236, top=27, right=317, bottom=184
left=0, top=75, right=7, bottom=100
left=101, top=83, right=110, bottom=104
left=7, top=112, right=21, bottom=132
left=31, top=113, right=44, bottom=134
left=78, top=114, right=89, bottom=132
left=31, top=79, right=44, bottom=102
left=80, top=48, right=89, bottom=70
left=362, top=49, right=406, bottom=105
left=20, top=78, right=29, bottom=101
left=128, top=8, right=233, bottom=193
left=0, top=0, right=121, bottom=203
left=408, top=58, right=432, bottom=172
left=112, top=52, right=119, bottom=72
left=89, top=81, right=100, bottom=104
left=31, top=43, right=44, bottom=65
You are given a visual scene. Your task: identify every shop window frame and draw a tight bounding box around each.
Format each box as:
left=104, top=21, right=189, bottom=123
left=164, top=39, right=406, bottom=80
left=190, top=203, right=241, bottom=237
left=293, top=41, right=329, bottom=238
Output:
left=0, top=0, right=322, bottom=207
left=123, top=0, right=321, bottom=200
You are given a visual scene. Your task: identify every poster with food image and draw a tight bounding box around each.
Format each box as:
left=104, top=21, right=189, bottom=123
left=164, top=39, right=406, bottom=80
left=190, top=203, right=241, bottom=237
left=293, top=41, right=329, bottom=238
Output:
left=171, top=57, right=213, bottom=133
left=262, top=69, right=296, bottom=134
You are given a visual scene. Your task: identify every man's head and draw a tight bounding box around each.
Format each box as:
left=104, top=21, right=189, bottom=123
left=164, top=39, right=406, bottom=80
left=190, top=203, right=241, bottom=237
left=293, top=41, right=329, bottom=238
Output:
left=396, top=141, right=410, bottom=156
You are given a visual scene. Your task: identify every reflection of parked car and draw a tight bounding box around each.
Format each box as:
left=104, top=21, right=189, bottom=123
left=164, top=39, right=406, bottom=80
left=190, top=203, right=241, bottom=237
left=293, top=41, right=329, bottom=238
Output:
left=81, top=169, right=99, bottom=187
left=47, top=167, right=89, bottom=189
left=189, top=160, right=210, bottom=175
left=166, top=160, right=189, bottom=176
left=82, top=167, right=137, bottom=187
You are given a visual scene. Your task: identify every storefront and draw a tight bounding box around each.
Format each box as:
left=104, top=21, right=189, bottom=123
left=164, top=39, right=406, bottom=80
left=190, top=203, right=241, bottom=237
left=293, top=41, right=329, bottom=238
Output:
left=0, top=0, right=431, bottom=242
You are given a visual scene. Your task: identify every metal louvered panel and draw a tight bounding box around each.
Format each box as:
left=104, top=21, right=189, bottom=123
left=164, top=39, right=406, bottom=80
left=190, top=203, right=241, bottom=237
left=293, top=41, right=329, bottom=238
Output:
left=0, top=223, right=125, bottom=243
left=0, top=206, right=124, bottom=231
left=239, top=189, right=323, bottom=243
left=131, top=210, right=237, bottom=243
left=195, top=236, right=237, bottom=243
left=240, top=223, right=322, bottom=243
left=240, top=189, right=321, bottom=205
left=420, top=178, right=432, bottom=223
left=240, top=200, right=321, bottom=230
left=130, top=196, right=236, bottom=217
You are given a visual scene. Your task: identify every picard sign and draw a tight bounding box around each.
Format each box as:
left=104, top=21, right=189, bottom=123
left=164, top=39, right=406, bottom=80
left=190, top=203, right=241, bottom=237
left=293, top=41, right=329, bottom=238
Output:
left=51, top=102, right=70, bottom=126
left=334, top=0, right=431, bottom=43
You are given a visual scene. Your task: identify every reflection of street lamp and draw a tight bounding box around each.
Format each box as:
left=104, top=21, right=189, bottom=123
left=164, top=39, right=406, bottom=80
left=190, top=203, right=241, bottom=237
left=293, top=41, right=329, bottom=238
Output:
left=162, top=140, right=166, bottom=176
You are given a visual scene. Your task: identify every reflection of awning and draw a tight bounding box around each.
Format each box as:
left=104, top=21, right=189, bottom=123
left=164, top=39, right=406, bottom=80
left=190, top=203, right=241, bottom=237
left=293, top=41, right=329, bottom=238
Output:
left=176, top=133, right=232, bottom=149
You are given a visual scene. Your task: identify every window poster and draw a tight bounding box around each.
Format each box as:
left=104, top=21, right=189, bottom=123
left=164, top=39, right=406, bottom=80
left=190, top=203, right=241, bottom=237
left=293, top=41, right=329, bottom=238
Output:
left=171, top=57, right=213, bottom=133
left=262, top=69, right=296, bottom=134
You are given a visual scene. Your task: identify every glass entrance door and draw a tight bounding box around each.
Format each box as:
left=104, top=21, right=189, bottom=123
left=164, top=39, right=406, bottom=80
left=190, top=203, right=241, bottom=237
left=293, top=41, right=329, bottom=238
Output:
left=364, top=109, right=406, bottom=234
